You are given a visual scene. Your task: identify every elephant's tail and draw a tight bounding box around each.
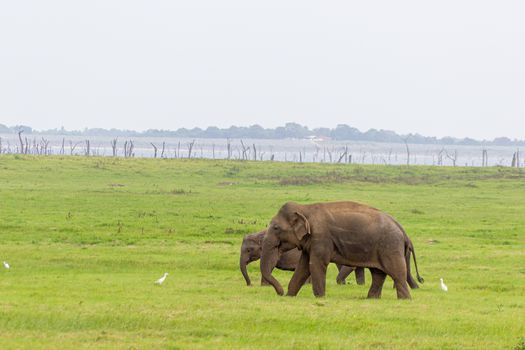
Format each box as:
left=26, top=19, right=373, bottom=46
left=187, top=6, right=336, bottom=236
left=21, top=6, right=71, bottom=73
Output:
left=409, top=241, right=424, bottom=284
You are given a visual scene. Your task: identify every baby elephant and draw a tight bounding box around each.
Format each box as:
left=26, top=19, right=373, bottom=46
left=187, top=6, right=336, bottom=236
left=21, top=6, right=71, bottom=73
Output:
left=240, top=230, right=364, bottom=286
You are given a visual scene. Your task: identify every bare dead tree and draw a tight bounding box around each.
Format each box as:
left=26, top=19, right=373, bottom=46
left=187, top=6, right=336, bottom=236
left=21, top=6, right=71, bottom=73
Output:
left=187, top=139, right=195, bottom=158
left=85, top=140, right=90, bottom=156
left=481, top=149, right=488, bottom=167
left=402, top=136, right=410, bottom=166
left=41, top=138, right=50, bottom=155
left=445, top=149, right=458, bottom=166
left=0, top=137, right=2, bottom=154
left=259, top=151, right=265, bottom=161
left=110, top=139, right=117, bottom=157
left=123, top=140, right=134, bottom=157
left=151, top=143, right=158, bottom=158
left=252, top=143, right=257, bottom=161
left=128, top=140, right=134, bottom=157
left=240, top=140, right=249, bottom=160
left=176, top=141, right=181, bottom=159
left=337, top=146, right=348, bottom=163
left=327, top=148, right=333, bottom=163
left=161, top=142, right=166, bottom=158
left=226, top=138, right=232, bottom=160
left=212, top=144, right=215, bottom=159
left=69, top=141, right=81, bottom=155
left=337, top=150, right=346, bottom=163
left=60, top=138, right=65, bottom=155
left=17, top=130, right=24, bottom=154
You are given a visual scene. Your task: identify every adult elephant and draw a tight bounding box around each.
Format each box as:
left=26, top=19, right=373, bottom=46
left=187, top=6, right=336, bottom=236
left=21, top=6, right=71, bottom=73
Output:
left=260, top=201, right=424, bottom=299
left=240, top=230, right=364, bottom=286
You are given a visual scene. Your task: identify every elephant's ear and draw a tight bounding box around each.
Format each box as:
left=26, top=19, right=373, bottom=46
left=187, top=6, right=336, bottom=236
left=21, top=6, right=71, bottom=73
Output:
left=293, top=212, right=311, bottom=241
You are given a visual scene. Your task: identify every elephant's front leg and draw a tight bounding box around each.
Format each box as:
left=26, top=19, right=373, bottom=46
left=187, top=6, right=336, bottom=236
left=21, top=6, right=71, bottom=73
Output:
left=286, top=252, right=310, bottom=296
left=309, top=250, right=330, bottom=297
left=260, top=265, right=275, bottom=286
left=310, top=260, right=329, bottom=297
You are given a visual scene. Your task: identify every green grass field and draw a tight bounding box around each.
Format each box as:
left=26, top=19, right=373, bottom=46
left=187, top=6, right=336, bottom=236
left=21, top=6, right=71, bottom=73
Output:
left=0, top=155, right=524, bottom=349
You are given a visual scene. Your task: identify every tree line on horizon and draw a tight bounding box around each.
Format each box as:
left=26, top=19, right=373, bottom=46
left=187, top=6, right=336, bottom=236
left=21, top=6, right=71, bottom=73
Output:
left=1, top=122, right=523, bottom=146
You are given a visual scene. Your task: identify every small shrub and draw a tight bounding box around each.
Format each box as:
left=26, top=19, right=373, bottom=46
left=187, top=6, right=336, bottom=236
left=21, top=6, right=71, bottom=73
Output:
left=171, top=188, right=191, bottom=195
left=513, top=338, right=525, bottom=350
left=225, top=166, right=241, bottom=176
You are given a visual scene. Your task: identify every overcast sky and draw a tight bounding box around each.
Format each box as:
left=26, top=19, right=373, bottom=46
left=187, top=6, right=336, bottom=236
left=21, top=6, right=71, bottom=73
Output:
left=1, top=1, right=524, bottom=139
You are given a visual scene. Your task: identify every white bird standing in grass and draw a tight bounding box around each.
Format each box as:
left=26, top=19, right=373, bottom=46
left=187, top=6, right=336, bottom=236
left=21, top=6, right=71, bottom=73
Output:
left=440, top=278, right=448, bottom=292
left=3, top=261, right=9, bottom=269
left=155, top=272, right=168, bottom=285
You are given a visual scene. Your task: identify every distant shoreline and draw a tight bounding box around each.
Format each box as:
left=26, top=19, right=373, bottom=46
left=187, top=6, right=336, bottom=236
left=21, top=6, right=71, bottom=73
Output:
left=1, top=122, right=524, bottom=146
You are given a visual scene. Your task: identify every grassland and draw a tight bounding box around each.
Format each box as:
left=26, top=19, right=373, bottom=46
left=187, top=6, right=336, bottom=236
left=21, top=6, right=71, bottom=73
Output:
left=0, top=155, right=524, bottom=349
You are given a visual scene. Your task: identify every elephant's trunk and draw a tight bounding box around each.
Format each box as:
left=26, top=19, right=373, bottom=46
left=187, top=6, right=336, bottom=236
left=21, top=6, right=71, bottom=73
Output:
left=240, top=254, right=251, bottom=286
left=260, top=234, right=284, bottom=296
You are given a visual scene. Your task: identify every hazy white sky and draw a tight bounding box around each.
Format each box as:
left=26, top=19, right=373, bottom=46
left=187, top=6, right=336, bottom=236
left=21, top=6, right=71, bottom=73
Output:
left=1, top=1, right=524, bottom=139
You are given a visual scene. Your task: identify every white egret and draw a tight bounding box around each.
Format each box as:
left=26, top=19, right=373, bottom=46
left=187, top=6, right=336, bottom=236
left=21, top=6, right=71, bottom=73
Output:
left=3, top=261, right=9, bottom=269
left=440, top=278, right=448, bottom=292
left=155, top=272, right=168, bottom=285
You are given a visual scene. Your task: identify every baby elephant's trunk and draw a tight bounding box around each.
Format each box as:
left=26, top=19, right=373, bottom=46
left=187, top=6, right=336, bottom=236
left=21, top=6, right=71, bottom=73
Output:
left=240, top=254, right=251, bottom=286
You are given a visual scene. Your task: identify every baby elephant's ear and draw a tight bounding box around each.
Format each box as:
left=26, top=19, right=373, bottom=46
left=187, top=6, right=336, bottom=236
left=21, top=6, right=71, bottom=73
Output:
left=256, top=232, right=265, bottom=245
left=293, top=212, right=311, bottom=241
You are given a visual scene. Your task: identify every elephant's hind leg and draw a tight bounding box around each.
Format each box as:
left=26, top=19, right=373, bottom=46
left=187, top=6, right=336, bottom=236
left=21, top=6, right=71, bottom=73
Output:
left=367, top=268, right=387, bottom=299
left=384, top=256, right=411, bottom=300
left=393, top=277, right=411, bottom=299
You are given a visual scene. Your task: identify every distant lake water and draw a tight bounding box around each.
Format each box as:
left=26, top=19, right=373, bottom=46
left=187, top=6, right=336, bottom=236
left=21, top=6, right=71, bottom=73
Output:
left=0, top=133, right=522, bottom=167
